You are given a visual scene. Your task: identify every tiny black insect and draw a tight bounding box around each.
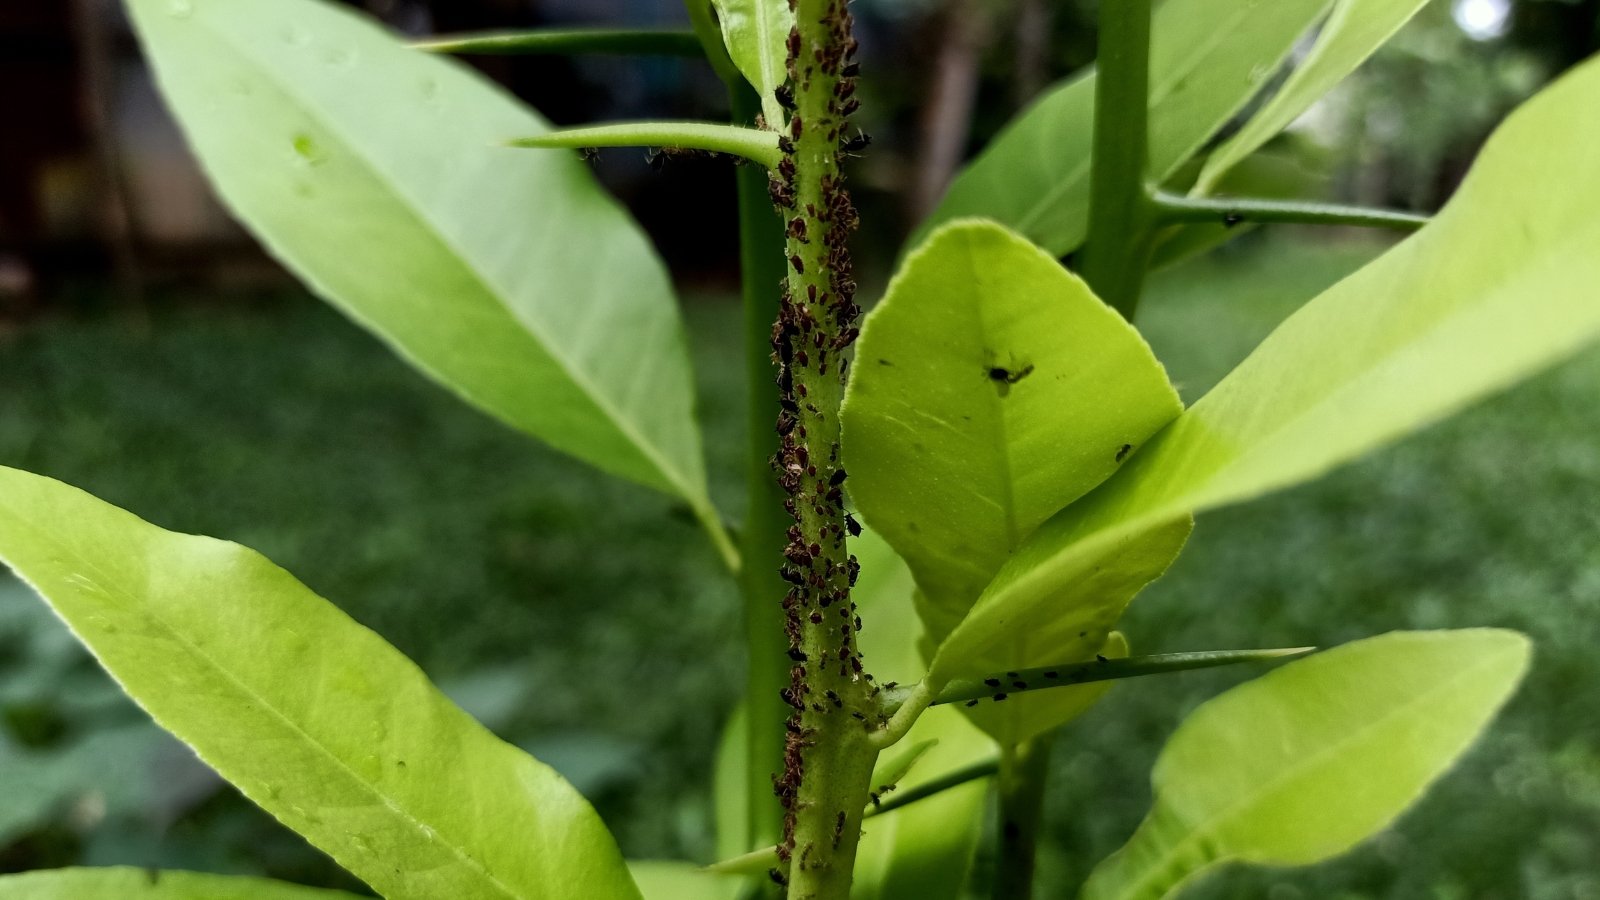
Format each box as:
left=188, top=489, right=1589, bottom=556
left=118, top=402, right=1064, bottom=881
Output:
left=965, top=699, right=979, bottom=707
left=988, top=364, right=1035, bottom=385
left=1116, top=443, right=1133, bottom=462
left=1044, top=670, right=1059, bottom=679
left=1096, top=654, right=1109, bottom=663
left=788, top=647, right=808, bottom=661
left=992, top=693, right=1008, bottom=702
left=577, top=146, right=599, bottom=162
left=983, top=677, right=1001, bottom=688
left=829, top=468, right=848, bottom=487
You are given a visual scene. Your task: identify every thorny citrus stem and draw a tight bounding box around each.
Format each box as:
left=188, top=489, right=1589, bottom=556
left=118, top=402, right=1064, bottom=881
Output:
left=765, top=0, right=882, bottom=897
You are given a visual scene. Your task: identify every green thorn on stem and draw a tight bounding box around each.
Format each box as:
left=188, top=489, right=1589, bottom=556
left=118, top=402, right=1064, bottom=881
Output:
left=935, top=647, right=1316, bottom=708
left=506, top=121, right=783, bottom=170
left=412, top=28, right=705, bottom=57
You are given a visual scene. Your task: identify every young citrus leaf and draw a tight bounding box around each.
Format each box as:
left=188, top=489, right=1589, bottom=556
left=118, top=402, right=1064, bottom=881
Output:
left=850, top=528, right=995, bottom=900
left=509, top=121, right=781, bottom=168
left=0, top=466, right=641, bottom=900
left=711, top=0, right=794, bottom=125
left=1080, top=630, right=1531, bottom=900
left=712, top=704, right=752, bottom=863
left=937, top=55, right=1600, bottom=680
left=842, top=221, right=1181, bottom=629
left=627, top=862, right=742, bottom=900
left=683, top=0, right=743, bottom=85
left=926, top=515, right=1193, bottom=741
left=1195, top=0, right=1432, bottom=193
left=124, top=0, right=728, bottom=557
left=0, top=868, right=365, bottom=899
left=917, top=0, right=1332, bottom=255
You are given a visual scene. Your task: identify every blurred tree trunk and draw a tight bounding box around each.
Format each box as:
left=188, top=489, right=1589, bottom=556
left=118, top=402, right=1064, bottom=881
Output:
left=908, top=0, right=993, bottom=222
left=1011, top=0, right=1051, bottom=108
left=71, top=0, right=144, bottom=310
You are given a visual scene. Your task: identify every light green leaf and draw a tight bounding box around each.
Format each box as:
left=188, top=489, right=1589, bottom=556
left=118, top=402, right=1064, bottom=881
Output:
left=628, top=861, right=742, bottom=900
left=125, top=0, right=728, bottom=556
left=918, top=0, right=1331, bottom=255
left=850, top=528, right=995, bottom=900
left=842, top=220, right=1181, bottom=628
left=1195, top=0, right=1432, bottom=194
left=1080, top=630, right=1531, bottom=900
left=0, top=466, right=641, bottom=900
left=937, top=55, right=1600, bottom=679
left=510, top=121, right=781, bottom=168
left=683, top=0, right=742, bottom=85
left=711, top=0, right=793, bottom=125
left=925, top=515, right=1194, bottom=741
left=0, top=868, right=365, bottom=899
left=712, top=703, right=751, bottom=863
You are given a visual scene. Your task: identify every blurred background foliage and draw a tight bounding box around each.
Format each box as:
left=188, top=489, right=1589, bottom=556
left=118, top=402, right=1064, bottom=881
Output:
left=1, top=0, right=1598, bottom=897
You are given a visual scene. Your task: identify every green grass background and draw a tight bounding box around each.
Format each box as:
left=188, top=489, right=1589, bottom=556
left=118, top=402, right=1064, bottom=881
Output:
left=1, top=233, right=1597, bottom=897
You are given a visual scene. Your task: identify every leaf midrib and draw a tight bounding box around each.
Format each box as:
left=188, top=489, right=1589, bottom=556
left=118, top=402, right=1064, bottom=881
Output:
left=170, top=6, right=702, bottom=503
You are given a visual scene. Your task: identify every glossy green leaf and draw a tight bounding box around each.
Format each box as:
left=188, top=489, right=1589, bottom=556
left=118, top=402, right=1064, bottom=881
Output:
left=510, top=121, right=781, bottom=168
left=1081, top=630, right=1531, bottom=900
left=937, top=56, right=1600, bottom=680
left=711, top=0, right=793, bottom=125
left=125, top=0, right=728, bottom=557
left=850, top=528, right=995, bottom=900
left=843, top=220, right=1181, bottom=627
left=1195, top=0, right=1432, bottom=193
left=0, top=868, right=364, bottom=899
left=628, top=862, right=742, bottom=900
left=683, top=0, right=742, bottom=85
left=918, top=0, right=1331, bottom=255
left=712, top=703, right=751, bottom=863
left=0, top=466, right=641, bottom=900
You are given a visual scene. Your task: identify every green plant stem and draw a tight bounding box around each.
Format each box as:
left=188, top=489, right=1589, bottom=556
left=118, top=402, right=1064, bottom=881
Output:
left=412, top=28, right=704, bottom=57
left=1150, top=191, right=1429, bottom=231
left=732, top=82, right=795, bottom=863
left=861, top=758, right=999, bottom=819
left=993, top=738, right=1052, bottom=900
left=1077, top=0, right=1155, bottom=320
left=768, top=2, right=881, bottom=897
left=509, top=122, right=781, bottom=170
left=933, top=647, right=1315, bottom=707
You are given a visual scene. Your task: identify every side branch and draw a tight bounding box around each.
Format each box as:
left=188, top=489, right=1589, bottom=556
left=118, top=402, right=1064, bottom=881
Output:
left=934, top=647, right=1314, bottom=708
left=508, top=122, right=782, bottom=170
left=413, top=28, right=704, bottom=57
left=1151, top=192, right=1429, bottom=231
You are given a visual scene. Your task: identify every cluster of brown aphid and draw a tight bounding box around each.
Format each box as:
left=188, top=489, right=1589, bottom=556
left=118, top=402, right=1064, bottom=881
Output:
left=766, top=0, right=873, bottom=878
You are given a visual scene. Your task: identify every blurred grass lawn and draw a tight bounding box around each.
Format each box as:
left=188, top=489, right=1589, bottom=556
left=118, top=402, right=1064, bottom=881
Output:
left=1, top=232, right=1597, bottom=897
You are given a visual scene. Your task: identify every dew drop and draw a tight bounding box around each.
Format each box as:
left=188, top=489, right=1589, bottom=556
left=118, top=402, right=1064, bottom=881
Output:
left=166, top=0, right=193, bottom=18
